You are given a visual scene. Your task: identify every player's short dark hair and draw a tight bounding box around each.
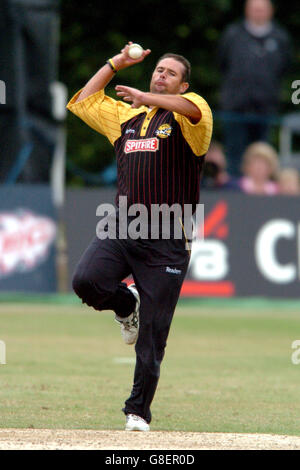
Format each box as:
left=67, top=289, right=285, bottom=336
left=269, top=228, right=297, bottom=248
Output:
left=156, top=53, right=191, bottom=83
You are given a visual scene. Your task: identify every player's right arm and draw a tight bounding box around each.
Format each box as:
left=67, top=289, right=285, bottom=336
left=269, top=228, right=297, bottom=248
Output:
left=66, top=43, right=151, bottom=144
left=75, top=43, right=151, bottom=102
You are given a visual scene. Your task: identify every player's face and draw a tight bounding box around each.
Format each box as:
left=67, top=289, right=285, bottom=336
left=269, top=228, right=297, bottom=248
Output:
left=245, top=0, right=273, bottom=25
left=150, top=58, right=189, bottom=95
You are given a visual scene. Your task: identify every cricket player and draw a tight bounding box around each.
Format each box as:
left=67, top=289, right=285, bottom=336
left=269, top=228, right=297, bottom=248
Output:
left=67, top=42, right=213, bottom=431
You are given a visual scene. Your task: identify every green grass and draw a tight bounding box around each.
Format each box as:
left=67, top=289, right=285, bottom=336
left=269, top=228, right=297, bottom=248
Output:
left=0, top=298, right=300, bottom=434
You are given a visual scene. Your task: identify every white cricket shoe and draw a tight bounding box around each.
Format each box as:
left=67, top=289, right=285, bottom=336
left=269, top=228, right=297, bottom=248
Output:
left=115, top=284, right=140, bottom=345
left=125, top=414, right=150, bottom=432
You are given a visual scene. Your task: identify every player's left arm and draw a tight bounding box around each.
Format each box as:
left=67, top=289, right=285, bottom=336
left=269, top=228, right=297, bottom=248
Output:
left=115, top=86, right=213, bottom=156
left=115, top=86, right=201, bottom=122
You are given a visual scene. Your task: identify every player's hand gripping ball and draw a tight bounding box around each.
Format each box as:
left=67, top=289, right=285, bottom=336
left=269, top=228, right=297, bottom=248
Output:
left=128, top=43, right=143, bottom=59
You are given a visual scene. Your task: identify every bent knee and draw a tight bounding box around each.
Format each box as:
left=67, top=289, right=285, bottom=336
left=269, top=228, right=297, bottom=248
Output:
left=72, top=271, right=115, bottom=304
left=72, top=272, right=91, bottom=298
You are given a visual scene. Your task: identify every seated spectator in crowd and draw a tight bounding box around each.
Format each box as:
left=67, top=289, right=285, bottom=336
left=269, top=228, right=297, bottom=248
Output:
left=202, top=141, right=240, bottom=190
left=278, top=168, right=300, bottom=195
left=239, top=142, right=279, bottom=194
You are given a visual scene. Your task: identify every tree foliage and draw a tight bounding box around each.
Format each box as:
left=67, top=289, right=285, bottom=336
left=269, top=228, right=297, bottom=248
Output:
left=60, top=0, right=300, bottom=185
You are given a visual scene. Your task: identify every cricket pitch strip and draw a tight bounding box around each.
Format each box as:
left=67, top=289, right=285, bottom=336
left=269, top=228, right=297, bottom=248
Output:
left=1, top=429, right=300, bottom=450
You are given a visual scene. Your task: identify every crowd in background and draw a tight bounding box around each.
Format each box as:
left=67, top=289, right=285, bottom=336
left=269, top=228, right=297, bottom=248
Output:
left=202, top=0, right=299, bottom=196
left=202, top=140, right=300, bottom=195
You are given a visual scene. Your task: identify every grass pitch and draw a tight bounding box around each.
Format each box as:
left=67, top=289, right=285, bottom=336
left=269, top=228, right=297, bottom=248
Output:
left=0, top=296, right=300, bottom=435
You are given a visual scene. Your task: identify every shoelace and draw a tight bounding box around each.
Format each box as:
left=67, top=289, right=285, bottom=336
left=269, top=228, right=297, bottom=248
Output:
left=128, top=414, right=146, bottom=423
left=122, top=311, right=138, bottom=330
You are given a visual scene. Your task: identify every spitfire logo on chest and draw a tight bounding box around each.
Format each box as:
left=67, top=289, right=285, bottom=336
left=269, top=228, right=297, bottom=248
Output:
left=125, top=138, right=159, bottom=154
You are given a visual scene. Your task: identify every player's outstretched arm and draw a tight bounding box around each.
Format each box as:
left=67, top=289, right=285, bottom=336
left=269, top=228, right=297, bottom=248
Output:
left=75, top=43, right=151, bottom=103
left=115, top=86, right=202, bottom=122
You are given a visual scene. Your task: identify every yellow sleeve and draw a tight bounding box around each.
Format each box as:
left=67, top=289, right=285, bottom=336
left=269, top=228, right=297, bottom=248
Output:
left=173, top=92, right=213, bottom=156
left=66, top=89, right=146, bottom=145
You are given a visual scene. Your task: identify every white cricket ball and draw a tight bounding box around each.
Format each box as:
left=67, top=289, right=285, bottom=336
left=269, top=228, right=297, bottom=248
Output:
left=128, top=43, right=143, bottom=59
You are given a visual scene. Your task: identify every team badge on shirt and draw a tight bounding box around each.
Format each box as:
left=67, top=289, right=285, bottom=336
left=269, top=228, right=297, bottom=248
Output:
left=155, top=123, right=173, bottom=139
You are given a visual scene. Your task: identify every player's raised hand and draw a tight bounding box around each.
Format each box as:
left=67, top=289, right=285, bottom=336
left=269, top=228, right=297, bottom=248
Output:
left=112, top=42, right=151, bottom=71
left=115, top=85, right=145, bottom=108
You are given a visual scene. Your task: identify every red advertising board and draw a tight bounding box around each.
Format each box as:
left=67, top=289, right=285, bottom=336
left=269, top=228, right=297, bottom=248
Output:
left=0, top=185, right=57, bottom=292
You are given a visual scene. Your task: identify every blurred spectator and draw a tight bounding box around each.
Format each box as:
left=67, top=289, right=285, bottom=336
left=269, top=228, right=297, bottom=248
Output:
left=202, top=141, right=240, bottom=190
left=278, top=168, right=300, bottom=195
left=218, top=0, right=292, bottom=177
left=239, top=142, right=279, bottom=194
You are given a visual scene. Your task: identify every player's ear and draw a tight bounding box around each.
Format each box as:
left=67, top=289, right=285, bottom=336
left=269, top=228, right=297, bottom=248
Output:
left=180, top=82, right=189, bottom=94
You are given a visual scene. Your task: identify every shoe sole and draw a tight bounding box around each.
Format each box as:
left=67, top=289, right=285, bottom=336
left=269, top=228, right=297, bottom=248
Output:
left=125, top=425, right=150, bottom=432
